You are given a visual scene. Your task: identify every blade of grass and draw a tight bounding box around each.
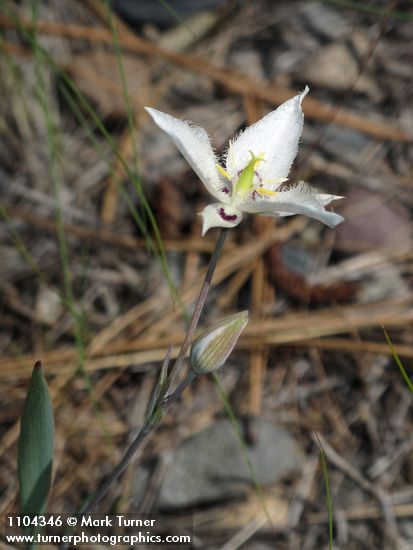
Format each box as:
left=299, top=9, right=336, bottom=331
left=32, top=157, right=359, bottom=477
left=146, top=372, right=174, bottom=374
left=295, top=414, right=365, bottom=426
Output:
left=157, top=0, right=197, bottom=37
left=213, top=373, right=274, bottom=528
left=29, top=0, right=85, bottom=364
left=0, top=12, right=86, bottom=322
left=1, top=9, right=410, bottom=141
left=0, top=32, right=92, bottom=351
left=28, top=0, right=112, bottom=443
left=382, top=325, right=413, bottom=393
left=0, top=203, right=43, bottom=280
left=104, top=3, right=185, bottom=309
left=104, top=0, right=145, bottom=235
left=104, top=0, right=139, bottom=172
left=323, top=0, right=413, bottom=22
left=0, top=202, right=95, bottom=344
left=102, top=0, right=186, bottom=317
left=315, top=433, right=334, bottom=550
left=57, top=74, right=185, bottom=313
left=3, top=3, right=181, bottom=308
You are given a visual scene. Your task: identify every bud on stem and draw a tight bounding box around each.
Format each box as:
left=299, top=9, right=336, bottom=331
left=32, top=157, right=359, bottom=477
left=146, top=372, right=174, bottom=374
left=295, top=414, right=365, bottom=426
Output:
left=189, top=311, right=248, bottom=375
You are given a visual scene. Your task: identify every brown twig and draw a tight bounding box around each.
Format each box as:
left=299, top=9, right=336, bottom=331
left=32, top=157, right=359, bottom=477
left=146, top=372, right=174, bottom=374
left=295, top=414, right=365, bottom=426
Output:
left=0, top=15, right=411, bottom=141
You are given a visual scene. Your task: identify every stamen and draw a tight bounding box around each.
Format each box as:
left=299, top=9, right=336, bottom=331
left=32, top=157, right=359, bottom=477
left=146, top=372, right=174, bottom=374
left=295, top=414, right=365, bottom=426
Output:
left=216, top=164, right=232, bottom=181
left=255, top=151, right=266, bottom=163
left=256, top=188, right=278, bottom=197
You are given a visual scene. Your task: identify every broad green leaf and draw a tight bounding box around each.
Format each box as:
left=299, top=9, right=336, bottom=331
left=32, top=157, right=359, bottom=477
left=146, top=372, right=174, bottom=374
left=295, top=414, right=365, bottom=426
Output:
left=18, top=361, right=54, bottom=517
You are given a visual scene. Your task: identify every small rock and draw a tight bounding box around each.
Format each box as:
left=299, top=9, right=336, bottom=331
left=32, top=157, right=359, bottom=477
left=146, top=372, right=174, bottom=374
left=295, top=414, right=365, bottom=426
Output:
left=155, top=418, right=304, bottom=508
left=300, top=41, right=382, bottom=100
left=229, top=48, right=265, bottom=80
left=335, top=188, right=412, bottom=250
left=35, top=284, right=62, bottom=325
left=357, top=266, right=409, bottom=303
left=301, top=3, right=349, bottom=40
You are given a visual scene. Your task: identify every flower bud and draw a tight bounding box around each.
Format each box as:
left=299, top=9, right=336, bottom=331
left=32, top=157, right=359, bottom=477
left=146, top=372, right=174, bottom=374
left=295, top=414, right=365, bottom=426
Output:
left=189, top=311, right=248, bottom=374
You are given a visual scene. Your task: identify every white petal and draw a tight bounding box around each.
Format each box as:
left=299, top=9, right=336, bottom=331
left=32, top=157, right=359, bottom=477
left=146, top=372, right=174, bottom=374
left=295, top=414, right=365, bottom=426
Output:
left=225, top=87, right=309, bottom=180
left=145, top=107, right=229, bottom=202
left=240, top=183, right=344, bottom=228
left=200, top=203, right=243, bottom=235
left=314, top=193, right=345, bottom=206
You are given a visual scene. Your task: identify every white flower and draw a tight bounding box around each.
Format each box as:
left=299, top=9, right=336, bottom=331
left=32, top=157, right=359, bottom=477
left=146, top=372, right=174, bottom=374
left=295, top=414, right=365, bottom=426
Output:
left=145, top=87, right=344, bottom=235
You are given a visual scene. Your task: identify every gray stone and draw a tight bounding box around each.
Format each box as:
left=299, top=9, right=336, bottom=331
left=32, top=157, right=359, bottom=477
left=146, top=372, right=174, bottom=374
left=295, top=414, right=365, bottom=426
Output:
left=157, top=418, right=304, bottom=508
left=302, top=3, right=349, bottom=40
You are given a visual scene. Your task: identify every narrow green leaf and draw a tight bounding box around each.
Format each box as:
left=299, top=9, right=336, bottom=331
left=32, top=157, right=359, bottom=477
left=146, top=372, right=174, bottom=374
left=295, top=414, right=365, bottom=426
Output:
left=315, top=433, right=334, bottom=550
left=382, top=325, right=413, bottom=393
left=18, top=361, right=54, bottom=517
left=213, top=374, right=274, bottom=528
left=157, top=0, right=197, bottom=37
left=323, top=0, right=413, bottom=22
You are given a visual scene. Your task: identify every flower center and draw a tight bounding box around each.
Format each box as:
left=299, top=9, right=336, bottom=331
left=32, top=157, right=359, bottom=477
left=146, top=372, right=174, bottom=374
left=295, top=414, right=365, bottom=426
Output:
left=216, top=151, right=284, bottom=201
left=234, top=151, right=265, bottom=198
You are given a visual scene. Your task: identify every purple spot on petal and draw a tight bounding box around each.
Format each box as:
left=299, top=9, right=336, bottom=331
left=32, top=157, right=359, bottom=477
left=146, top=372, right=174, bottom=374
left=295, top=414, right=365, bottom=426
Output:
left=219, top=207, right=238, bottom=222
left=221, top=186, right=230, bottom=194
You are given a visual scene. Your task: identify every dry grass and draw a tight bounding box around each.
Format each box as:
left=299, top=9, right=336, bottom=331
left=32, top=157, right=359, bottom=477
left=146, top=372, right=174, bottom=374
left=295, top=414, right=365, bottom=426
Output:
left=0, top=0, right=413, bottom=548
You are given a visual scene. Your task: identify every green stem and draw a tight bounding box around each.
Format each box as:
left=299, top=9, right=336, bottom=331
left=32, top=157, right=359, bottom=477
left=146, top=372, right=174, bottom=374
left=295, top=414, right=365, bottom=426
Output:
left=77, top=229, right=227, bottom=513
left=169, top=228, right=228, bottom=388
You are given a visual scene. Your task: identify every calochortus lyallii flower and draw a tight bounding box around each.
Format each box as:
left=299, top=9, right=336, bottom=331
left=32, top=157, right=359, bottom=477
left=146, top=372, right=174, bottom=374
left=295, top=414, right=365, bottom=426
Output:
left=145, top=87, right=344, bottom=235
